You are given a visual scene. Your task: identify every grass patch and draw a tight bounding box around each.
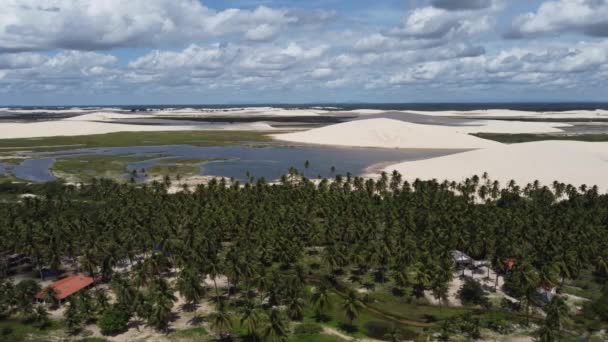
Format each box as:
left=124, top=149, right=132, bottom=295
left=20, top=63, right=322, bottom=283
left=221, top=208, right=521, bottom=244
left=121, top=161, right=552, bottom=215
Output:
left=472, top=133, right=608, bottom=144
left=368, top=291, right=469, bottom=323
left=168, top=326, right=208, bottom=341
left=0, top=318, right=62, bottom=341
left=0, top=130, right=273, bottom=153
left=0, top=158, right=26, bottom=165
left=52, top=155, right=149, bottom=182
left=147, top=158, right=227, bottom=177
left=288, top=333, right=347, bottom=342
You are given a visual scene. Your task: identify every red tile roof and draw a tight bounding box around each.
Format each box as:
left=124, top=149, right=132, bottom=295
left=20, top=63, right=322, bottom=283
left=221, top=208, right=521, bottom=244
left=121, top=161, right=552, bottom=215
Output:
left=503, top=258, right=516, bottom=271
left=35, top=274, right=94, bottom=300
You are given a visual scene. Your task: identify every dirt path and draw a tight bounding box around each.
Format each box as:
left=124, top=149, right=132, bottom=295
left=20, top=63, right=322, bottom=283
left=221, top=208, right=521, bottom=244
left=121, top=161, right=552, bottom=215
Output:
left=322, top=326, right=383, bottom=342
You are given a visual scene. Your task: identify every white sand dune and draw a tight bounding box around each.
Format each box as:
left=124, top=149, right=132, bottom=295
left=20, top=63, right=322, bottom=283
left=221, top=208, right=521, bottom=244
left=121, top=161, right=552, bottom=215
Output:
left=457, top=120, right=569, bottom=134
left=150, top=107, right=326, bottom=117
left=273, top=118, right=502, bottom=149
left=406, top=109, right=608, bottom=119
left=0, top=121, right=200, bottom=139
left=382, top=141, right=608, bottom=190
left=64, top=112, right=150, bottom=121
left=0, top=107, right=126, bottom=114
left=0, top=120, right=275, bottom=139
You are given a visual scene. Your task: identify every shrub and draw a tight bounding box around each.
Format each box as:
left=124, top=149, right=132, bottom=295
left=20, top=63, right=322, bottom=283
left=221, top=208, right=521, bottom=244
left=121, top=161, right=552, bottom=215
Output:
left=98, top=306, right=131, bottom=335
left=363, top=321, right=417, bottom=340
left=591, top=292, right=608, bottom=320
left=1, top=326, right=13, bottom=336
left=294, top=323, right=322, bottom=335
left=458, top=279, right=490, bottom=307
left=482, top=315, right=514, bottom=334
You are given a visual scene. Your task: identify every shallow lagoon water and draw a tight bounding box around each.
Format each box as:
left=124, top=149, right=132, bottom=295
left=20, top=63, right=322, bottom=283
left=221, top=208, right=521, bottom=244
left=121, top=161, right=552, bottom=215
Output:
left=0, top=144, right=466, bottom=182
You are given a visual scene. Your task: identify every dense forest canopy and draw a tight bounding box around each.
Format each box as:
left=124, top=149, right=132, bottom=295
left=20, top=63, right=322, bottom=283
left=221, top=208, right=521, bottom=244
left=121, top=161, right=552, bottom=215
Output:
left=2, top=173, right=607, bottom=279
left=1, top=171, right=608, bottom=340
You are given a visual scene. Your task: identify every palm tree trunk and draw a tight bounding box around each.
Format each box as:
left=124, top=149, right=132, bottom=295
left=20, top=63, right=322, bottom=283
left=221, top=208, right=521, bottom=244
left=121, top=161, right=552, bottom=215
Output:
left=213, top=278, right=219, bottom=305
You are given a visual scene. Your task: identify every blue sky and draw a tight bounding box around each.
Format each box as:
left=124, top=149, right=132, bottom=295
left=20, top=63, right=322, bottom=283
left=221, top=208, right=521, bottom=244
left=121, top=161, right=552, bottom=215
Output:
left=0, top=0, right=607, bottom=105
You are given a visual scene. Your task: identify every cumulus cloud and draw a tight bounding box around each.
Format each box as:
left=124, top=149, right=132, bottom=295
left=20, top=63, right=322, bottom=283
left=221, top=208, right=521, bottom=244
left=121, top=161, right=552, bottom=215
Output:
left=507, top=0, right=608, bottom=38
left=0, top=0, right=332, bottom=51
left=0, top=53, right=46, bottom=69
left=129, top=44, right=238, bottom=72
left=239, top=42, right=328, bottom=74
left=0, top=0, right=606, bottom=101
left=388, top=6, right=491, bottom=40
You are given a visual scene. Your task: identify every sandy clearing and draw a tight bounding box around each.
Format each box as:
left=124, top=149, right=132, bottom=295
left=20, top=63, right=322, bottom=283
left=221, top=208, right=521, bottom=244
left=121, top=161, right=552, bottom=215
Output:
left=273, top=118, right=502, bottom=149
left=322, top=326, right=383, bottom=342
left=381, top=140, right=608, bottom=191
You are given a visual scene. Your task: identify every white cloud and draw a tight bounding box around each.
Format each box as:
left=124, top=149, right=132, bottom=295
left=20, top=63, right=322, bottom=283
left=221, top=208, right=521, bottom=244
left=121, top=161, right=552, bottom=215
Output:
left=389, top=6, right=491, bottom=40
left=0, top=52, right=46, bottom=69
left=129, top=44, right=237, bottom=71
left=311, top=68, right=333, bottom=79
left=507, top=0, right=608, bottom=38
left=0, top=0, right=331, bottom=51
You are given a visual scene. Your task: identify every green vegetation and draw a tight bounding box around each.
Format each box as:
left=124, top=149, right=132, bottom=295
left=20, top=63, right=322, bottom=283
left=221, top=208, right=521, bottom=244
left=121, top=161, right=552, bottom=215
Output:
left=147, top=158, right=226, bottom=177
left=472, top=132, right=608, bottom=143
left=51, top=155, right=149, bottom=182
left=97, top=305, right=131, bottom=335
left=1, top=170, right=608, bottom=340
left=0, top=319, right=61, bottom=342
left=0, top=130, right=274, bottom=153
left=289, top=333, right=346, bottom=342
left=168, top=326, right=208, bottom=341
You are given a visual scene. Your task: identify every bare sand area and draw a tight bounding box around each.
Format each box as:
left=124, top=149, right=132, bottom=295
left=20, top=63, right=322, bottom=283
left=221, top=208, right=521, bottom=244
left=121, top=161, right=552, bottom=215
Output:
left=382, top=141, right=608, bottom=190
left=273, top=118, right=502, bottom=149
left=273, top=118, right=608, bottom=191
left=0, top=117, right=275, bottom=139
left=405, top=109, right=608, bottom=119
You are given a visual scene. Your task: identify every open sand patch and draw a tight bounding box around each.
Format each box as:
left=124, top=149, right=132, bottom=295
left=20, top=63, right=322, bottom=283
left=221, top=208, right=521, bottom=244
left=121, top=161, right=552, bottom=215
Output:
left=382, top=140, right=608, bottom=191
left=273, top=118, right=501, bottom=150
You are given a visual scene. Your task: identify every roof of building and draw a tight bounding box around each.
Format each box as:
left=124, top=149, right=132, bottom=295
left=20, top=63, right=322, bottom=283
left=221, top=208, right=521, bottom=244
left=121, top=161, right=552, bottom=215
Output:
left=452, top=250, right=472, bottom=262
left=35, top=274, right=94, bottom=300
left=503, top=258, right=516, bottom=271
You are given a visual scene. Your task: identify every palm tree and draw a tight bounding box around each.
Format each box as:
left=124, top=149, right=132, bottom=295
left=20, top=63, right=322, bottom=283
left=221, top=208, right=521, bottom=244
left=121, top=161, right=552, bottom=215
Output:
left=240, top=301, right=261, bottom=339
left=341, top=290, right=362, bottom=327
left=517, top=264, right=540, bottom=326
left=64, top=297, right=83, bottom=335
left=537, top=324, right=558, bottom=342
left=310, top=284, right=331, bottom=318
left=543, top=297, right=568, bottom=339
left=175, top=267, right=205, bottom=309
left=146, top=278, right=177, bottom=332
left=286, top=296, right=305, bottom=321
left=210, top=301, right=233, bottom=339
left=262, top=308, right=288, bottom=342
left=94, top=288, right=110, bottom=313
left=31, top=305, right=50, bottom=328
left=43, top=287, right=60, bottom=309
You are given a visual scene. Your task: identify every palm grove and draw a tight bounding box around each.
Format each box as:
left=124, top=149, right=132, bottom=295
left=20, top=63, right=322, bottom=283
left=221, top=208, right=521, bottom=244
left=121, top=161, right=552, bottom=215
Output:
left=1, top=170, right=608, bottom=340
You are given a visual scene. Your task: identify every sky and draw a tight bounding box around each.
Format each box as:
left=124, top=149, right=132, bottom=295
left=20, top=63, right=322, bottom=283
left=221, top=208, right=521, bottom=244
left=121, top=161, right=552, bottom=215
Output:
left=0, top=0, right=607, bottom=105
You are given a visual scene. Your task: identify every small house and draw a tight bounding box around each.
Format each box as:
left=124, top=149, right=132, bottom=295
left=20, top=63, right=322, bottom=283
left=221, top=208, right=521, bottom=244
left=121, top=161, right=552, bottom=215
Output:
left=35, top=274, right=95, bottom=304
